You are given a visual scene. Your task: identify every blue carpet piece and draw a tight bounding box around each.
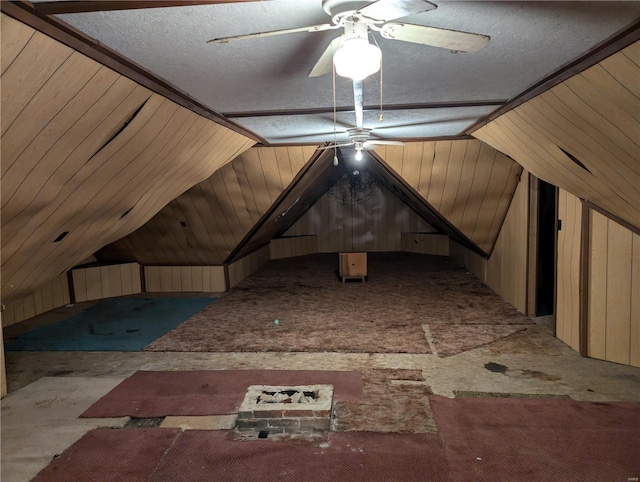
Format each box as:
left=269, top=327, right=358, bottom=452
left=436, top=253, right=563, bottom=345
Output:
left=4, top=297, right=216, bottom=352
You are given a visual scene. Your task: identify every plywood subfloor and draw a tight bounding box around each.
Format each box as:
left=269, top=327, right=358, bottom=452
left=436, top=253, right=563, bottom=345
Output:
left=146, top=253, right=532, bottom=355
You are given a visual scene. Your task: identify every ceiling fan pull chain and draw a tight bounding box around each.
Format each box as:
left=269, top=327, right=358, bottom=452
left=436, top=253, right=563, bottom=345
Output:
left=332, top=61, right=339, bottom=166
left=371, top=33, right=384, bottom=122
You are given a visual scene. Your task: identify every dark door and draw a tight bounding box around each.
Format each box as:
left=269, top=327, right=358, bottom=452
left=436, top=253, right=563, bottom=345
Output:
left=536, top=180, right=557, bottom=316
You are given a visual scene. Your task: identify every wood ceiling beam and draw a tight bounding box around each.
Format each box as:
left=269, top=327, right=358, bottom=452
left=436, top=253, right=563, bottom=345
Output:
left=1, top=1, right=262, bottom=143
left=261, top=134, right=475, bottom=147
left=223, top=100, right=507, bottom=118
left=32, top=0, right=266, bottom=15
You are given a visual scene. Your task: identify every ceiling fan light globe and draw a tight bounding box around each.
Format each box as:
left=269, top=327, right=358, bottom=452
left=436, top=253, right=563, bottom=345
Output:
left=333, top=38, right=381, bottom=81
left=355, top=149, right=363, bottom=161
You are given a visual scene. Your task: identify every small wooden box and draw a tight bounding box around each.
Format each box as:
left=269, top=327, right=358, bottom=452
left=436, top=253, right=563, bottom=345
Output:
left=339, top=252, right=367, bottom=283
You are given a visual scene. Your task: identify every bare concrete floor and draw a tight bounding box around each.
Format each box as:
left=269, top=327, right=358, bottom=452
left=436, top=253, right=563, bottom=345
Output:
left=2, top=315, right=640, bottom=481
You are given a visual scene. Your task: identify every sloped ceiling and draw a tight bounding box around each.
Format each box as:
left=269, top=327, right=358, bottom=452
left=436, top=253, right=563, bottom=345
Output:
left=97, top=146, right=318, bottom=264
left=0, top=13, right=255, bottom=302
left=1, top=3, right=639, bottom=303
left=99, top=138, right=520, bottom=265
left=374, top=140, right=522, bottom=254
left=474, top=41, right=640, bottom=230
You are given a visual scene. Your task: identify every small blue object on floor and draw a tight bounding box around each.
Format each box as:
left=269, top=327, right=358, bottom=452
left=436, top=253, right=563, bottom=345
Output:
left=4, top=297, right=216, bottom=352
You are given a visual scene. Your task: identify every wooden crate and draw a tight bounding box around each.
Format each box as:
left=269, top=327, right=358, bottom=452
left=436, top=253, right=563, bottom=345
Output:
left=339, top=252, right=367, bottom=283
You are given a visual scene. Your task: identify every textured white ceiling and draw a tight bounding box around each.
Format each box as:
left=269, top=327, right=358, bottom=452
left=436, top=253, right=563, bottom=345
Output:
left=55, top=1, right=640, bottom=143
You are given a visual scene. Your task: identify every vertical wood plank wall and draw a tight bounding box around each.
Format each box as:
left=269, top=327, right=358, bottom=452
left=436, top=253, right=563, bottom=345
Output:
left=453, top=174, right=529, bottom=313
left=270, top=236, right=319, bottom=260
left=144, top=266, right=226, bottom=293
left=72, top=263, right=142, bottom=302
left=1, top=318, right=7, bottom=397
left=401, top=233, right=450, bottom=256
left=285, top=173, right=434, bottom=253
left=2, top=274, right=70, bottom=327
left=485, top=173, right=529, bottom=312
left=556, top=189, right=582, bottom=351
left=588, top=210, right=640, bottom=367
left=376, top=140, right=523, bottom=254
left=228, top=245, right=271, bottom=288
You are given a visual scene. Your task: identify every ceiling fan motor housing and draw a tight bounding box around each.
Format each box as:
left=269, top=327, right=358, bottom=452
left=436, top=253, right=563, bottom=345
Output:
left=322, top=0, right=372, bottom=22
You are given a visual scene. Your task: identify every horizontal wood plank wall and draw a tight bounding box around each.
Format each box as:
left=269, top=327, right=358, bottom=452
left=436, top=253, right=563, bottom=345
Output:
left=72, top=263, right=141, bottom=302
left=556, top=189, right=582, bottom=351
left=401, top=233, right=450, bottom=256
left=144, top=266, right=226, bottom=293
left=101, top=146, right=317, bottom=265
left=2, top=274, right=70, bottom=327
left=450, top=174, right=528, bottom=313
left=0, top=13, right=255, bottom=303
left=285, top=171, right=434, bottom=252
left=270, top=236, right=319, bottom=260
left=374, top=139, right=522, bottom=254
left=588, top=210, right=640, bottom=367
left=227, top=245, right=270, bottom=289
left=473, top=42, right=640, bottom=232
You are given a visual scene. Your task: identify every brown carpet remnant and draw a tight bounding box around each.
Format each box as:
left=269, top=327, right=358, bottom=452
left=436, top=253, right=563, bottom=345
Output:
left=334, top=369, right=437, bottom=433
left=146, top=253, right=532, bottom=355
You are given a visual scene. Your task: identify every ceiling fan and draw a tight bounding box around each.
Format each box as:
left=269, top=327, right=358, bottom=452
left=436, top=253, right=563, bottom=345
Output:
left=318, top=127, right=403, bottom=160
left=207, top=0, right=490, bottom=80
left=319, top=79, right=403, bottom=164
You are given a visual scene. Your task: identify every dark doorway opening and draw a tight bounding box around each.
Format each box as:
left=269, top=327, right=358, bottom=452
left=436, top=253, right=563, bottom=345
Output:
left=535, top=180, right=557, bottom=316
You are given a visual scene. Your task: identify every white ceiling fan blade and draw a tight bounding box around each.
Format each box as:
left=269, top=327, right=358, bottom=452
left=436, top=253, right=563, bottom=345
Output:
left=309, top=36, right=344, bottom=78
left=364, top=140, right=404, bottom=150
left=317, top=142, right=355, bottom=150
left=380, top=23, right=490, bottom=52
left=207, top=24, right=336, bottom=45
left=357, top=0, right=436, bottom=23
left=366, top=139, right=405, bottom=146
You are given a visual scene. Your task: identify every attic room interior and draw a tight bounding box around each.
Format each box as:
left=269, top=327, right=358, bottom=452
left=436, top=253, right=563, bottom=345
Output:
left=1, top=0, right=639, bottom=480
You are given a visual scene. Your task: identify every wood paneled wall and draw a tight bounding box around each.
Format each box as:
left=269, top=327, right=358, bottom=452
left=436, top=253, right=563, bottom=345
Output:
left=453, top=174, right=529, bottom=313
left=100, top=146, right=317, bottom=265
left=401, top=233, right=450, bottom=256
left=485, top=173, right=529, bottom=312
left=2, top=274, right=70, bottom=327
left=228, top=245, right=270, bottom=288
left=556, top=189, right=582, bottom=351
left=270, top=236, right=319, bottom=260
left=374, top=139, right=522, bottom=254
left=72, top=263, right=141, bottom=302
left=285, top=171, right=434, bottom=252
left=1, top=320, right=5, bottom=397
left=473, top=42, right=639, bottom=232
left=0, top=13, right=255, bottom=303
left=588, top=210, right=640, bottom=367
left=144, top=266, right=226, bottom=293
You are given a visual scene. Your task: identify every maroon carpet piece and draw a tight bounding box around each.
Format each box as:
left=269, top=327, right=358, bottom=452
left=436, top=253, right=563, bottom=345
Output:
left=33, top=428, right=180, bottom=482
left=149, top=430, right=451, bottom=482
left=81, top=370, right=363, bottom=418
left=430, top=396, right=640, bottom=481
